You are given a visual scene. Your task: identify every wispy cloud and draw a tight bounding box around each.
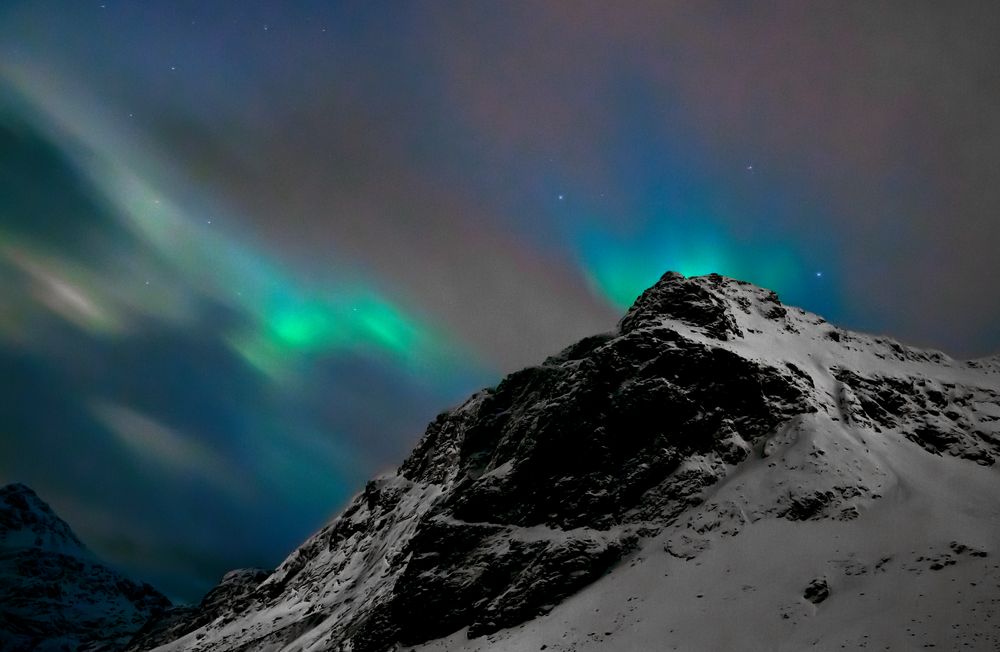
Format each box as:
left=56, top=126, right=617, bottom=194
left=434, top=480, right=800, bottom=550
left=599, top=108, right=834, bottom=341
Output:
left=91, top=401, right=248, bottom=498
left=2, top=243, right=123, bottom=334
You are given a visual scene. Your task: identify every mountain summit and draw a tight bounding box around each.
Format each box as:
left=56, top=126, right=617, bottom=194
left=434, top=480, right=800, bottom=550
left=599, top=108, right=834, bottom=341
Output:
left=0, top=483, right=171, bottom=651
left=0, top=483, right=87, bottom=555
left=135, top=273, right=1000, bottom=650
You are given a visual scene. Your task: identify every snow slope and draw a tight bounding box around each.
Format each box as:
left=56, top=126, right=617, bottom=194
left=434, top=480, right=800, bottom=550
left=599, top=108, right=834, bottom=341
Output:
left=140, top=272, right=1000, bottom=651
left=0, top=483, right=171, bottom=651
left=418, top=411, right=1000, bottom=651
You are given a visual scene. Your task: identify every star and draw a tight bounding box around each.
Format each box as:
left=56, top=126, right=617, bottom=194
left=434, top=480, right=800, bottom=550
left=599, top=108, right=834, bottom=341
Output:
left=815, top=271, right=823, bottom=278
left=558, top=194, right=565, bottom=201
left=746, top=163, right=753, bottom=171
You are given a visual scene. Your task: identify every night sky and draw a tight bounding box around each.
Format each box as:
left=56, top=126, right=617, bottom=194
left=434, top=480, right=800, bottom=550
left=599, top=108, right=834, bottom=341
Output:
left=2, top=2, right=999, bottom=601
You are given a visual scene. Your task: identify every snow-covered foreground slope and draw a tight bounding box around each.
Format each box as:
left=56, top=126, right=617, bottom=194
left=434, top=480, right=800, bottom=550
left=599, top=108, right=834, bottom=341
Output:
left=0, top=483, right=171, bottom=651
left=141, top=272, right=1000, bottom=651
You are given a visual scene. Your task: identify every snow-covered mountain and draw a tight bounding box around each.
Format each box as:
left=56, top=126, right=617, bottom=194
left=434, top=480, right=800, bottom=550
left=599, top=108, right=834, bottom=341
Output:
left=0, top=483, right=171, bottom=651
left=137, top=272, right=1000, bottom=651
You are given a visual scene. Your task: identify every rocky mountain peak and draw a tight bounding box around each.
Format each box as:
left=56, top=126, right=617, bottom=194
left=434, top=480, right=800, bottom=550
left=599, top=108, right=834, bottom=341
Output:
left=619, top=271, right=786, bottom=339
left=0, top=482, right=86, bottom=554
left=0, top=484, right=171, bottom=651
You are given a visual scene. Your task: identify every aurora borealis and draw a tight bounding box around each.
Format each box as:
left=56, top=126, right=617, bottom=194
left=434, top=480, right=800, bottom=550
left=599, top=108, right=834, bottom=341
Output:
left=2, top=2, right=999, bottom=601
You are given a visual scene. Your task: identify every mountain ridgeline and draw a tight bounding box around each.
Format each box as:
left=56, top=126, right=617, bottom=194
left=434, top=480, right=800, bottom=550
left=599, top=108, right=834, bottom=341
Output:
left=131, top=272, right=1000, bottom=651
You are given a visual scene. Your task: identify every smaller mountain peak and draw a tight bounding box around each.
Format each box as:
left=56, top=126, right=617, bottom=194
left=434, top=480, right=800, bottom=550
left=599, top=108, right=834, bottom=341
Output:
left=619, top=271, right=746, bottom=340
left=0, top=482, right=87, bottom=554
left=1, top=482, right=55, bottom=518
left=0, top=483, right=172, bottom=649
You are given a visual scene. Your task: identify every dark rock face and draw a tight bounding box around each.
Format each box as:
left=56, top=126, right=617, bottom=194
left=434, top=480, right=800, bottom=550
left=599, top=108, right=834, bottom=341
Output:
left=405, top=328, right=810, bottom=532
left=388, top=520, right=633, bottom=642
left=804, top=578, right=830, bottom=604
left=0, top=484, right=171, bottom=652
